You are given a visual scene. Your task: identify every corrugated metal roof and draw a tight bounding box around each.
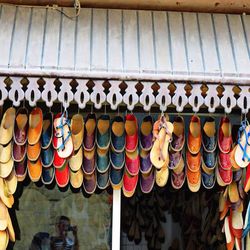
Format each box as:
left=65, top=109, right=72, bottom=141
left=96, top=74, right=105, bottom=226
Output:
left=0, top=5, right=249, bottom=83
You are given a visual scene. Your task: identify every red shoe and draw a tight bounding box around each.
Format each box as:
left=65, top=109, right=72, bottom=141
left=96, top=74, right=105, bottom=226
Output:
left=218, top=117, right=232, bottom=154
left=125, top=114, right=138, bottom=152
left=125, top=149, right=140, bottom=176
left=123, top=169, right=138, bottom=197
left=55, top=162, right=69, bottom=188
left=217, top=164, right=232, bottom=186
left=219, top=151, right=232, bottom=170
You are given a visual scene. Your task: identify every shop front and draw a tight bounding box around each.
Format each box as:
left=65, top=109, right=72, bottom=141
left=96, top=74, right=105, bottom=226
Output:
left=0, top=1, right=249, bottom=249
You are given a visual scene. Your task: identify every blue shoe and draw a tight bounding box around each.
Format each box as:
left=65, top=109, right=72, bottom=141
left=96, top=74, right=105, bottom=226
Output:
left=41, top=145, right=54, bottom=168
left=202, top=117, right=217, bottom=153
left=110, top=148, right=125, bottom=170
left=97, top=170, right=110, bottom=190
left=42, top=166, right=55, bottom=185
left=41, top=112, right=53, bottom=149
left=96, top=147, right=110, bottom=173
left=96, top=115, right=111, bottom=150
left=111, top=116, right=125, bottom=153
left=109, top=166, right=123, bottom=189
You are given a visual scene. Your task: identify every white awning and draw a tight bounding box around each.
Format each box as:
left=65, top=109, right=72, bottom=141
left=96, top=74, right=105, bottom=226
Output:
left=0, top=4, right=249, bottom=83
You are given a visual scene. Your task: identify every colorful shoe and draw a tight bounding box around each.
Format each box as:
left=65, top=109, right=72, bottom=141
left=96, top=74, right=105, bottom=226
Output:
left=14, top=107, right=28, bottom=146
left=14, top=157, right=27, bottom=182
left=123, top=169, right=138, bottom=198
left=186, top=150, right=201, bottom=172
left=41, top=112, right=53, bottom=149
left=125, top=149, right=140, bottom=176
left=0, top=107, right=16, bottom=145
left=82, top=149, right=95, bottom=175
left=219, top=151, right=232, bottom=170
left=110, top=148, right=125, bottom=170
left=169, top=150, right=184, bottom=174
left=69, top=168, right=83, bottom=189
left=83, top=113, right=96, bottom=151
left=42, top=165, right=55, bottom=185
left=70, top=114, right=84, bottom=152
left=140, top=149, right=152, bottom=174
left=0, top=157, right=14, bottom=178
left=4, top=168, right=17, bottom=195
left=96, top=114, right=111, bottom=150
left=187, top=115, right=202, bottom=155
left=109, top=166, right=123, bottom=190
left=218, top=117, right=232, bottom=154
left=55, top=161, right=69, bottom=188
left=69, top=146, right=83, bottom=172
left=53, top=149, right=66, bottom=169
left=96, top=147, right=110, bottom=173
left=0, top=142, right=12, bottom=164
left=97, top=170, right=110, bottom=190
left=27, top=158, right=42, bottom=182
left=155, top=162, right=169, bottom=187
left=125, top=114, right=138, bottom=153
left=171, top=170, right=185, bottom=189
left=201, top=171, right=216, bottom=189
left=41, top=145, right=54, bottom=168
left=28, top=107, right=43, bottom=145
left=140, top=115, right=153, bottom=151
left=12, top=142, right=26, bottom=162
left=140, top=168, right=155, bottom=193
left=216, top=163, right=232, bottom=186
left=186, top=166, right=201, bottom=192
left=202, top=151, right=217, bottom=170
left=202, top=117, right=217, bottom=152
left=0, top=177, right=14, bottom=208
left=111, top=116, right=125, bottom=153
left=170, top=116, right=185, bottom=152
left=83, top=171, right=97, bottom=194
left=27, top=141, right=41, bottom=162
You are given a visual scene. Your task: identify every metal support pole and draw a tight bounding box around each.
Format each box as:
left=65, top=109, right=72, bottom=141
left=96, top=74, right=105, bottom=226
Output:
left=112, top=189, right=121, bottom=250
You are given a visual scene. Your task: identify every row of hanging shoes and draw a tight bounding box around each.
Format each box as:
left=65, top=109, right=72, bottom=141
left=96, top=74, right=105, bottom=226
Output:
left=0, top=106, right=249, bottom=196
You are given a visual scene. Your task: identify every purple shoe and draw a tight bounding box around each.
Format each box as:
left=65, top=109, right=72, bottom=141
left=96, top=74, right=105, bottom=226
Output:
left=140, top=168, right=155, bottom=194
left=83, top=171, right=97, bottom=194
left=82, top=149, right=95, bottom=175
left=140, top=115, right=153, bottom=151
left=170, top=116, right=185, bottom=152
left=140, top=149, right=152, bottom=174
left=83, top=113, right=96, bottom=151
left=14, top=107, right=28, bottom=146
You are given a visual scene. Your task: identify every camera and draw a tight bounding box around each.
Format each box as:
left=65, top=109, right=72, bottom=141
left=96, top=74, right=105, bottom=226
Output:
left=67, top=226, right=74, bottom=231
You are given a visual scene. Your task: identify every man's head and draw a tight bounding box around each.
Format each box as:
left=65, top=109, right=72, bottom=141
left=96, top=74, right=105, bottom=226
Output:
left=57, top=216, right=70, bottom=236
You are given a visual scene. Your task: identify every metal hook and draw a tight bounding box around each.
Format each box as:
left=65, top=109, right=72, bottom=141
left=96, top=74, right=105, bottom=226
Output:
left=104, top=103, right=107, bottom=114
left=91, top=102, right=93, bottom=114
left=117, top=105, right=120, bottom=116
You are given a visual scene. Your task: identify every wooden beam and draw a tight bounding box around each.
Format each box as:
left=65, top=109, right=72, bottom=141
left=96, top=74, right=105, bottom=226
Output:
left=0, top=0, right=249, bottom=13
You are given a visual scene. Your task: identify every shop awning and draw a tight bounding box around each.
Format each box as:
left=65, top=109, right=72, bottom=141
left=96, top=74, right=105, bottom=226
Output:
left=0, top=4, right=249, bottom=83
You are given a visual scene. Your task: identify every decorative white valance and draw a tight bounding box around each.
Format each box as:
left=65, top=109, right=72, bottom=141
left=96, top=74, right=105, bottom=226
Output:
left=1, top=77, right=250, bottom=114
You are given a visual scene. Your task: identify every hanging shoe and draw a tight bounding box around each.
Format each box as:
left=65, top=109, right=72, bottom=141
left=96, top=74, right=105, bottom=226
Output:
left=27, top=141, right=41, bottom=162
left=202, top=117, right=217, bottom=153
left=171, top=169, right=185, bottom=189
left=69, top=168, right=83, bottom=189
left=70, top=113, right=84, bottom=152
left=0, top=177, right=14, bottom=208
left=125, top=114, right=138, bottom=153
left=0, top=107, right=16, bottom=145
left=96, top=147, right=110, bottom=173
left=186, top=166, right=201, bottom=192
left=14, top=157, right=27, bottom=182
left=82, top=149, right=95, bottom=175
left=0, top=199, right=8, bottom=230
left=0, top=142, right=12, bottom=164
left=201, top=171, right=216, bottom=189
left=123, top=169, right=138, bottom=197
left=27, top=158, right=42, bottom=182
left=55, top=161, right=69, bottom=188
left=0, top=157, right=14, bottom=178
left=218, top=117, right=232, bottom=154
left=96, top=114, right=111, bottom=150
left=41, top=112, right=53, bottom=149
left=14, top=107, right=28, bottom=146
left=140, top=149, right=152, bottom=174
left=83, top=170, right=97, bottom=194
left=4, top=169, right=17, bottom=195
left=28, top=107, right=43, bottom=145
left=69, top=146, right=83, bottom=172
left=111, top=116, right=125, bottom=153
left=109, top=166, right=123, bottom=190
left=12, top=142, right=26, bottom=162
left=140, top=168, right=155, bottom=193
left=155, top=161, right=169, bottom=187
left=170, top=115, right=185, bottom=152
left=42, top=165, right=55, bottom=185
left=187, top=115, right=202, bottom=155
left=140, top=115, right=153, bottom=151
left=125, top=149, right=140, bottom=176
left=97, top=170, right=110, bottom=190
left=41, top=144, right=54, bottom=168
left=83, top=113, right=96, bottom=151
left=110, top=148, right=125, bottom=170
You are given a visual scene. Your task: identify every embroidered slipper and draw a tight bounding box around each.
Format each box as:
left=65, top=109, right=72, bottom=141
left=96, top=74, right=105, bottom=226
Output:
left=70, top=114, right=84, bottom=152
left=69, top=146, right=83, bottom=172
left=231, top=210, right=243, bottom=239
left=53, top=111, right=73, bottom=159
left=96, top=147, right=110, bottom=173
left=170, top=115, right=185, bottom=152
left=0, top=142, right=12, bottom=164
left=125, top=114, right=138, bottom=153
left=123, top=169, right=138, bottom=197
left=0, top=200, right=8, bottom=230
left=228, top=181, right=240, bottom=203
left=15, top=157, right=27, bottom=182
left=140, top=168, right=155, bottom=193
left=0, top=157, right=14, bottom=178
left=83, top=171, right=97, bottom=194
left=111, top=116, right=125, bottom=153
left=14, top=107, right=28, bottom=146
left=83, top=113, right=96, bottom=151
left=109, top=166, right=123, bottom=190
left=0, top=177, right=14, bottom=208
left=171, top=169, right=185, bottom=189
left=125, top=149, right=140, bottom=176
left=27, top=141, right=41, bottom=162
left=27, top=158, right=42, bottom=182
left=12, top=142, right=26, bottom=162
left=96, top=114, right=111, bottom=150
left=82, top=149, right=95, bottom=175
left=41, top=144, right=54, bottom=168
left=140, top=149, right=152, bottom=174
left=42, top=165, right=55, bottom=185
left=70, top=168, right=83, bottom=189
left=0, top=107, right=16, bottom=145
left=97, top=170, right=110, bottom=190
left=55, top=161, right=70, bottom=188
left=140, top=115, right=153, bottom=151
left=202, top=117, right=217, bottom=153
left=155, top=161, right=169, bottom=187
left=230, top=145, right=241, bottom=170
left=41, top=112, right=53, bottom=149
left=218, top=117, right=232, bottom=154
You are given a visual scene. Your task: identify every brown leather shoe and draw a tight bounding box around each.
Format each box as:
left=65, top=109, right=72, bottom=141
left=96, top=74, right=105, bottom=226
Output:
left=187, top=151, right=201, bottom=172
left=28, top=107, right=43, bottom=145
left=187, top=115, right=202, bottom=155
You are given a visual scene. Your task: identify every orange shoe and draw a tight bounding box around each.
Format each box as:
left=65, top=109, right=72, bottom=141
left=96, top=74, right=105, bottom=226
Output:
left=187, top=115, right=201, bottom=154
left=28, top=107, right=43, bottom=145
